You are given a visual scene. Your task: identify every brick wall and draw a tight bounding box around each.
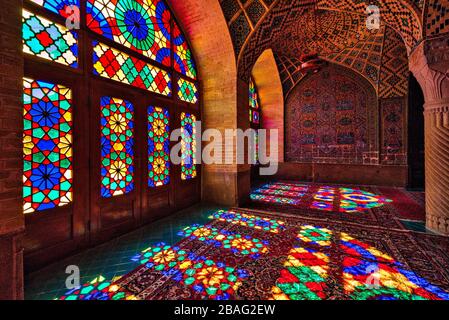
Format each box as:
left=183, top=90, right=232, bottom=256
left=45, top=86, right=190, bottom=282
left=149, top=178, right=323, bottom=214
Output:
left=0, top=0, right=25, bottom=300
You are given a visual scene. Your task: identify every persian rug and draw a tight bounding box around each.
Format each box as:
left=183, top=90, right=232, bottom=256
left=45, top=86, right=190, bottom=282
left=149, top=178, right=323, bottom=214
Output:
left=59, top=208, right=449, bottom=300
left=246, top=181, right=426, bottom=230
left=374, top=187, right=425, bottom=221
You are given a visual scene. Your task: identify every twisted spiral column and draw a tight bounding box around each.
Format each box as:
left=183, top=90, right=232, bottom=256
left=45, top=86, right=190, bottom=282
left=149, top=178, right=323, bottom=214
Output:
left=424, top=105, right=449, bottom=234
left=409, top=39, right=449, bottom=235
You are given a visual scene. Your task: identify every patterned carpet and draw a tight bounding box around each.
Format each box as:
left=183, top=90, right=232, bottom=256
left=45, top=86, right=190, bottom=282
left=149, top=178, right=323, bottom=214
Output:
left=58, top=205, right=449, bottom=300
left=246, top=181, right=426, bottom=230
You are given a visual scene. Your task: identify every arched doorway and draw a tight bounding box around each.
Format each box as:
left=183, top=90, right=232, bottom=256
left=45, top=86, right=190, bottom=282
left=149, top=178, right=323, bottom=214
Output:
left=407, top=74, right=425, bottom=190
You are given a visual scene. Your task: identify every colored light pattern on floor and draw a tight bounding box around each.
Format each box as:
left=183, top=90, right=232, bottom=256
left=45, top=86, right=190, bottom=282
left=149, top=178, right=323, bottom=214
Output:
left=92, top=41, right=171, bottom=96
left=23, top=9, right=78, bottom=68
left=87, top=0, right=172, bottom=66
left=181, top=112, right=197, bottom=180
left=209, top=210, right=286, bottom=234
left=262, top=182, right=309, bottom=192
left=177, top=78, right=198, bottom=104
left=342, top=257, right=449, bottom=300
left=148, top=106, right=170, bottom=187
left=298, top=225, right=333, bottom=247
left=100, top=96, right=134, bottom=198
left=340, top=232, right=396, bottom=265
left=253, top=187, right=306, bottom=198
left=57, top=206, right=449, bottom=301
left=23, top=77, right=73, bottom=214
left=251, top=182, right=393, bottom=214
left=250, top=194, right=301, bottom=205
left=271, top=247, right=329, bottom=300
left=29, top=0, right=79, bottom=18
left=173, top=23, right=197, bottom=79
left=178, top=225, right=269, bottom=258
left=131, top=243, right=249, bottom=299
left=58, top=275, right=135, bottom=300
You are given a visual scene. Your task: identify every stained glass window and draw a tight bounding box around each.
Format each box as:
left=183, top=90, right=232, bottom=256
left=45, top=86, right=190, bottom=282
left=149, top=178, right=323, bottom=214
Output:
left=181, top=112, right=197, bottom=180
left=23, top=77, right=73, bottom=214
left=86, top=0, right=172, bottom=66
left=249, top=77, right=260, bottom=124
left=173, top=23, right=197, bottom=79
left=249, top=77, right=259, bottom=109
left=148, top=106, right=170, bottom=187
left=100, top=96, right=134, bottom=197
left=29, top=0, right=80, bottom=18
left=22, top=9, right=78, bottom=68
left=177, top=78, right=198, bottom=104
left=92, top=41, right=171, bottom=96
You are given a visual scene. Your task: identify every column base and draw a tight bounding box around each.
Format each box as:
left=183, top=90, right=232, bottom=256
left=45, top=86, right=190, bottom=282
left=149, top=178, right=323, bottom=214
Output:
left=426, top=213, right=449, bottom=236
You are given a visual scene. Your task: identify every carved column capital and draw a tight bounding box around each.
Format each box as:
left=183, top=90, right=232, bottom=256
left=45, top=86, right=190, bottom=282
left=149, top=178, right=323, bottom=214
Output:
left=409, top=38, right=449, bottom=107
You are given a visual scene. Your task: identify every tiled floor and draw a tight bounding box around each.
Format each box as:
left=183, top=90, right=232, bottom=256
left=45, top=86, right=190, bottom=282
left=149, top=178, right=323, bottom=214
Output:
left=25, top=204, right=222, bottom=300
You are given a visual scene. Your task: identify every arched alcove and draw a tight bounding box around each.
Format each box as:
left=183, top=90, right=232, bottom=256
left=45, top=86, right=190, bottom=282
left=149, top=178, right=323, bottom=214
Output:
left=168, top=0, right=242, bottom=205
left=251, top=49, right=284, bottom=164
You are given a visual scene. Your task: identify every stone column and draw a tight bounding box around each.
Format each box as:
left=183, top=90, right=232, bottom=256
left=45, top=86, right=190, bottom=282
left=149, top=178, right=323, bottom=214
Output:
left=409, top=37, right=449, bottom=235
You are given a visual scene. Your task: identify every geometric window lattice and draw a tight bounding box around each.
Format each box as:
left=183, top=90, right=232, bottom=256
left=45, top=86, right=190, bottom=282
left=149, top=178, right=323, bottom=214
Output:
left=148, top=106, right=170, bottom=187
left=23, top=77, right=73, bottom=214
left=177, top=78, right=198, bottom=104
left=28, top=0, right=80, bottom=18
left=249, top=77, right=260, bottom=124
left=173, top=23, right=197, bottom=80
left=249, top=109, right=260, bottom=124
left=92, top=41, right=171, bottom=96
left=100, top=96, right=134, bottom=198
left=86, top=0, right=172, bottom=66
left=181, top=112, right=197, bottom=180
left=22, top=9, right=78, bottom=68
left=249, top=77, right=260, bottom=109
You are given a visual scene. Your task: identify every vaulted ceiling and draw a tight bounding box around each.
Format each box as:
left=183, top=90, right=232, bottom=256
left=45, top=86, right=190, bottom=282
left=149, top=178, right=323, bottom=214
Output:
left=272, top=10, right=410, bottom=99
left=218, top=0, right=449, bottom=88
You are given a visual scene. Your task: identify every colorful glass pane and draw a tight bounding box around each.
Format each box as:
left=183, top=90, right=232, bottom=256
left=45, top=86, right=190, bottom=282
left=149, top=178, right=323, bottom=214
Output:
left=173, top=23, right=197, bottom=79
left=177, top=78, right=198, bottom=104
left=22, top=10, right=78, bottom=68
left=179, top=224, right=269, bottom=258
left=100, top=96, right=134, bottom=197
left=92, top=41, right=171, bottom=96
left=86, top=0, right=171, bottom=66
left=181, top=112, right=196, bottom=180
left=131, top=243, right=249, bottom=300
left=249, top=77, right=259, bottom=109
left=29, top=0, right=80, bottom=18
left=23, top=77, right=73, bottom=214
left=252, top=110, right=260, bottom=124
left=209, top=210, right=286, bottom=234
left=148, top=106, right=170, bottom=187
